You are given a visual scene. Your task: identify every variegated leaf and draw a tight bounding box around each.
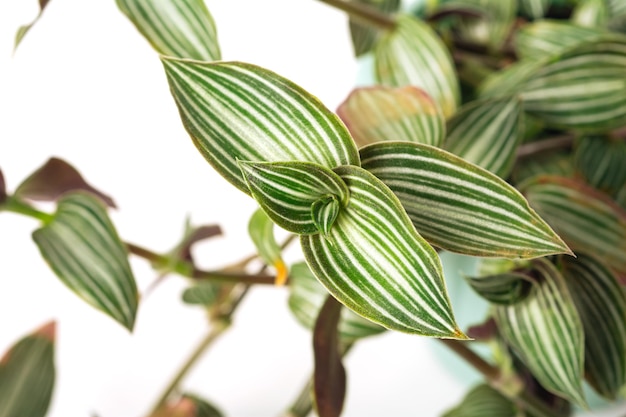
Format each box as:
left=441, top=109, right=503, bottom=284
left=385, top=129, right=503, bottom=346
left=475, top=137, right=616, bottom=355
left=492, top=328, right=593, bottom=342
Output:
left=32, top=192, right=138, bottom=330
left=162, top=59, right=360, bottom=193
left=466, top=272, right=534, bottom=305
left=0, top=322, right=55, bottom=417
left=444, top=95, right=523, bottom=178
left=494, top=259, right=586, bottom=407
left=360, top=142, right=571, bottom=258
left=349, top=0, right=400, bottom=56
left=248, top=208, right=287, bottom=284
left=522, top=176, right=626, bottom=274
left=239, top=161, right=349, bottom=236
left=479, top=59, right=544, bottom=98
left=288, top=262, right=385, bottom=341
left=512, top=150, right=574, bottom=185
left=116, top=0, right=220, bottom=60
left=574, top=135, right=626, bottom=196
left=519, top=35, right=626, bottom=131
left=561, top=254, right=626, bottom=399
left=572, top=0, right=609, bottom=27
left=336, top=86, right=445, bottom=148
left=374, top=14, right=459, bottom=118
left=518, top=0, right=551, bottom=19
left=442, top=384, right=519, bottom=417
left=515, top=20, right=606, bottom=60
left=301, top=165, right=464, bottom=338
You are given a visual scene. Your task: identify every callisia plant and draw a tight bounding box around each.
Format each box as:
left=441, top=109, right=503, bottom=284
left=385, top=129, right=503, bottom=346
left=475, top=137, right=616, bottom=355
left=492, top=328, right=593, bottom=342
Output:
left=2, top=0, right=626, bottom=416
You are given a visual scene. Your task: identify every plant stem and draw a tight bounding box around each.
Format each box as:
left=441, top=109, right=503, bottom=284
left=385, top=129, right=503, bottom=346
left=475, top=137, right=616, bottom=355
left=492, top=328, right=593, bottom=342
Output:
left=440, top=339, right=564, bottom=417
left=315, top=0, right=396, bottom=30
left=0, top=196, right=53, bottom=223
left=516, top=135, right=575, bottom=159
left=149, top=319, right=231, bottom=414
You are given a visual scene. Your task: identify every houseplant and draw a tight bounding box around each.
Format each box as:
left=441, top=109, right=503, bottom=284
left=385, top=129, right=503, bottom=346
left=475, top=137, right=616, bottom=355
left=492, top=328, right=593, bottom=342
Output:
left=1, top=0, right=626, bottom=416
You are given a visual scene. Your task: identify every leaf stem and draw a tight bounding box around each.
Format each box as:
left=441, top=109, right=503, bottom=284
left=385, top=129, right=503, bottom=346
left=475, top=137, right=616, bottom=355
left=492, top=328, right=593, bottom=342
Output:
left=0, top=196, right=54, bottom=223
left=516, top=135, right=575, bottom=159
left=315, top=0, right=396, bottom=30
left=148, top=319, right=231, bottom=414
left=439, top=339, right=564, bottom=417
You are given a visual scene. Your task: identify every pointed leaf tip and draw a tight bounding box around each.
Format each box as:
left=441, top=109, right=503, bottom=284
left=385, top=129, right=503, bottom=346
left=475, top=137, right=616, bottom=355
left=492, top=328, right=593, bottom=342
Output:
left=34, top=321, right=56, bottom=342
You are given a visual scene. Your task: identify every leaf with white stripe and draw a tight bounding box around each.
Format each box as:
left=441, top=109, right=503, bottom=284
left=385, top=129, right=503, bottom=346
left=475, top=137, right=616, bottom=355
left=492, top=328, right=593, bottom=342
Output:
left=336, top=86, right=445, bottom=147
left=162, top=59, right=360, bottom=193
left=116, top=0, right=220, bottom=60
left=288, top=262, right=385, bottom=341
left=479, top=59, right=544, bottom=98
left=442, top=384, right=519, bottom=417
left=349, top=0, right=400, bottom=56
left=561, top=254, right=626, bottom=400
left=515, top=20, right=607, bottom=60
left=32, top=192, right=138, bottom=330
left=494, top=259, right=586, bottom=407
left=360, top=142, right=571, bottom=258
left=522, top=176, right=626, bottom=274
left=301, top=165, right=465, bottom=338
left=239, top=161, right=349, bottom=235
left=574, top=135, right=626, bottom=196
left=518, top=0, right=551, bottom=19
left=519, top=35, right=626, bottom=132
left=374, top=14, right=459, bottom=118
left=248, top=208, right=287, bottom=285
left=466, top=272, right=534, bottom=305
left=0, top=322, right=55, bottom=417
left=572, top=0, right=609, bottom=27
left=444, top=95, right=523, bottom=178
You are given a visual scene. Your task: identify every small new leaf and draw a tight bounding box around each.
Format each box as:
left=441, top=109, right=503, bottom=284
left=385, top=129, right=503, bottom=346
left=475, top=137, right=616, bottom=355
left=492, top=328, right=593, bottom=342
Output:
left=443, top=384, right=519, bottom=417
left=32, top=192, right=138, bottom=330
left=117, top=0, right=221, bottom=60
left=302, top=165, right=464, bottom=338
left=240, top=161, right=349, bottom=235
left=248, top=208, right=286, bottom=285
left=466, top=272, right=534, bottom=305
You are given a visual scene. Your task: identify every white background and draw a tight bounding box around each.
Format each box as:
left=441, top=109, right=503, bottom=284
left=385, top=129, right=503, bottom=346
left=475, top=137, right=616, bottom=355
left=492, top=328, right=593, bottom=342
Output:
left=0, top=1, right=622, bottom=417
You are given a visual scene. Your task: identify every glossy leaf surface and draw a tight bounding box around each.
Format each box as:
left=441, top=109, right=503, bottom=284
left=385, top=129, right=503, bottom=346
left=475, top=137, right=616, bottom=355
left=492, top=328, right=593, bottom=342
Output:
left=360, top=142, right=571, bottom=258
left=337, top=86, right=445, bottom=147
left=162, top=59, right=359, bottom=193
left=375, top=14, right=459, bottom=118
left=522, top=176, right=626, bottom=274
left=117, top=0, right=220, bottom=60
left=494, top=260, right=586, bottom=407
left=0, top=321, right=55, bottom=417
left=240, top=161, right=349, bottom=235
left=32, top=192, right=138, bottom=330
left=444, top=95, right=523, bottom=178
left=288, top=262, right=385, bottom=341
left=561, top=254, right=626, bottom=399
left=301, top=165, right=464, bottom=338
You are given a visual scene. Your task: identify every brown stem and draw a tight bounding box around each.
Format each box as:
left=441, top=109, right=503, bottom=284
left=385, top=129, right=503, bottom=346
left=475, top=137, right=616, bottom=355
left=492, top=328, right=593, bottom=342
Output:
left=516, top=135, right=575, bottom=159
left=315, top=0, right=396, bottom=30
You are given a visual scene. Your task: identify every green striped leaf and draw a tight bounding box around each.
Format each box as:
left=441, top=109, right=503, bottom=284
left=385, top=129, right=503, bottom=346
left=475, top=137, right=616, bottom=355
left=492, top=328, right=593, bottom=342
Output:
left=349, top=0, right=400, bottom=56
left=519, top=35, right=626, bottom=131
left=162, top=59, right=360, bottom=193
left=512, top=150, right=574, bottom=185
left=515, top=20, right=607, bottom=60
left=522, top=176, right=626, bottom=274
left=572, top=0, right=609, bottom=27
left=374, top=14, right=459, bottom=118
left=240, top=161, right=349, bottom=236
left=466, top=272, right=533, bottom=305
left=336, top=86, right=445, bottom=147
left=518, top=0, right=551, bottom=19
left=494, top=259, right=586, bottom=407
left=288, top=262, right=385, bottom=341
left=301, top=165, right=464, bottom=338
left=444, top=95, right=523, bottom=178
left=32, top=192, right=138, bottom=330
left=248, top=208, right=286, bottom=284
left=360, top=142, right=571, bottom=258
left=561, top=254, right=626, bottom=400
left=479, top=59, right=544, bottom=98
left=574, top=135, right=626, bottom=196
left=442, top=384, right=518, bottom=417
left=0, top=322, right=55, bottom=417
left=116, top=0, right=220, bottom=60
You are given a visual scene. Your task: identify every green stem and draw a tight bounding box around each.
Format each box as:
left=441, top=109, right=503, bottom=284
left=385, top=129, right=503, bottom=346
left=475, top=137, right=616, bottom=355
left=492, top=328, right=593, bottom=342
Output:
left=0, top=196, right=54, bottom=223
left=149, top=319, right=231, bottom=414
left=315, top=0, right=396, bottom=30
left=440, top=339, right=564, bottom=417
